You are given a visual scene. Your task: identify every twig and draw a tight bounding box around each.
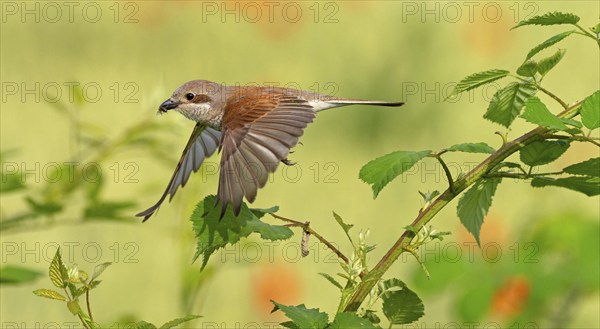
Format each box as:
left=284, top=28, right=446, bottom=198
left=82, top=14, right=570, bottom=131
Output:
left=271, top=213, right=349, bottom=265
left=432, top=154, right=455, bottom=194
left=535, top=84, right=569, bottom=110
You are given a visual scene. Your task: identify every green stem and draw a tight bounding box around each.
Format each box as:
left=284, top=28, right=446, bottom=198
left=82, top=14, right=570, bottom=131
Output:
left=343, top=100, right=583, bottom=312
left=573, top=24, right=599, bottom=45
left=86, top=289, right=94, bottom=323
left=63, top=287, right=91, bottom=329
left=534, top=84, right=569, bottom=110
left=432, top=154, right=455, bottom=194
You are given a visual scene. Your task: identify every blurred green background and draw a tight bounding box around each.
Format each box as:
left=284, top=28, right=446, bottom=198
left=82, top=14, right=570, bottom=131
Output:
left=1, top=1, right=598, bottom=328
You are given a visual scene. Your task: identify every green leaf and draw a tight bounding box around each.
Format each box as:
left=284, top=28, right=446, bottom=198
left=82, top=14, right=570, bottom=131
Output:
left=537, top=49, right=566, bottom=76
left=25, top=197, right=63, bottom=216
left=447, top=69, right=509, bottom=99
left=563, top=158, right=600, bottom=177
left=484, top=82, right=537, bottom=127
left=84, top=200, right=136, bottom=221
left=159, top=315, right=202, bottom=329
left=512, top=11, right=580, bottom=29
left=445, top=143, right=495, bottom=154
left=0, top=168, right=26, bottom=192
left=271, top=301, right=329, bottom=329
left=526, top=30, right=575, bottom=60
left=133, top=321, right=158, bottom=329
left=332, top=211, right=354, bottom=243
left=516, top=59, right=537, bottom=77
left=457, top=178, right=500, bottom=245
left=49, top=248, right=67, bottom=288
left=520, top=97, right=568, bottom=130
left=580, top=90, right=600, bottom=130
left=250, top=206, right=279, bottom=219
left=191, top=196, right=293, bottom=269
left=359, top=150, right=432, bottom=198
left=0, top=265, right=42, bottom=284
left=67, top=300, right=83, bottom=315
left=318, top=272, right=343, bottom=290
left=532, top=176, right=600, bottom=196
left=329, top=312, right=381, bottom=328
left=33, top=288, right=67, bottom=301
left=380, top=279, right=425, bottom=325
left=520, top=140, right=570, bottom=166
left=89, top=262, right=112, bottom=283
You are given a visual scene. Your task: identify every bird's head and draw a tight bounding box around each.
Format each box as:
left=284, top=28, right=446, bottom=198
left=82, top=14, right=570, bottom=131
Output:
left=158, top=80, right=225, bottom=124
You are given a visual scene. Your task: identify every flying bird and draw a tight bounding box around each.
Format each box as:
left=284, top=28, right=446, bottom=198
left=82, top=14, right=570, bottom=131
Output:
left=136, top=80, right=403, bottom=221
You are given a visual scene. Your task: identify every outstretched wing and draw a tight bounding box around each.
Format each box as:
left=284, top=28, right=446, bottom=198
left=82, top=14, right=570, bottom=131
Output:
left=217, top=93, right=316, bottom=217
left=136, top=123, right=221, bottom=221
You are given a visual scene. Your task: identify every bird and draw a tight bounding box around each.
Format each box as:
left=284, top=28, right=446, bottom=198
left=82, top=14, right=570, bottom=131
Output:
left=136, top=80, right=404, bottom=221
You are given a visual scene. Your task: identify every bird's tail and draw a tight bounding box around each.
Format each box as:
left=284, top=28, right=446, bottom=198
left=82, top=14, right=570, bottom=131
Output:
left=327, top=99, right=404, bottom=107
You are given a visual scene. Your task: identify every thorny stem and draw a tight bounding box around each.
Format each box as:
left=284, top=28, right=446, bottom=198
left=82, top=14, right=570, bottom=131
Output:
left=343, top=99, right=584, bottom=312
left=271, top=213, right=349, bottom=265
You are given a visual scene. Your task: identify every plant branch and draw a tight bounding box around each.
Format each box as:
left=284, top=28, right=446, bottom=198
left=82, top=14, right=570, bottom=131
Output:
left=86, top=290, right=93, bottom=322
left=432, top=154, right=455, bottom=194
left=343, top=99, right=584, bottom=312
left=546, top=134, right=600, bottom=147
left=535, top=84, right=569, bottom=110
left=271, top=213, right=349, bottom=265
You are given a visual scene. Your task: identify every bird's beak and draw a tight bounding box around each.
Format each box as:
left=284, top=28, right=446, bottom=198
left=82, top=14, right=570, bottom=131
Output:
left=158, top=99, right=179, bottom=113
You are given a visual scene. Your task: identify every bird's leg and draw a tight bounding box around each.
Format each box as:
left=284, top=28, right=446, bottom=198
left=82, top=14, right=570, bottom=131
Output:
left=282, top=158, right=295, bottom=166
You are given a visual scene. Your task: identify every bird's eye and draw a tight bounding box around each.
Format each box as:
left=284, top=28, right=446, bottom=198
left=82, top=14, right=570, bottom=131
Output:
left=185, top=93, right=194, bottom=101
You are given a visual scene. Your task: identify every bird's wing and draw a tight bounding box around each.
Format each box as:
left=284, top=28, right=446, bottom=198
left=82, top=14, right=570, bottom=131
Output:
left=136, top=123, right=221, bottom=221
left=217, top=92, right=316, bottom=216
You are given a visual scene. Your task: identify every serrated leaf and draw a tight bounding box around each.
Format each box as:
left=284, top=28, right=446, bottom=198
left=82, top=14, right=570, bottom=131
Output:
left=516, top=60, right=537, bottom=77
left=512, top=11, right=580, bottom=29
left=526, top=30, right=575, bottom=60
left=532, top=176, right=600, bottom=196
left=191, top=196, right=293, bottom=270
left=448, top=69, right=509, bottom=99
left=564, top=158, right=600, bottom=177
left=67, top=300, right=83, bottom=315
left=484, top=82, right=537, bottom=127
left=520, top=97, right=567, bottom=130
left=159, top=315, right=202, bottom=329
left=0, top=265, right=42, bottom=284
left=359, top=150, right=432, bottom=198
left=271, top=301, right=329, bottom=329
left=251, top=206, right=279, bottom=219
left=280, top=321, right=300, bottom=329
left=537, top=49, right=566, bottom=76
left=380, top=279, right=425, bottom=325
left=520, top=140, right=570, bottom=166
left=318, top=272, right=343, bottom=290
left=580, top=90, right=600, bottom=130
left=445, top=143, right=495, bottom=154
left=133, top=321, right=158, bottom=329
left=329, top=312, right=381, bottom=328
left=33, top=288, right=66, bottom=301
left=332, top=211, right=354, bottom=244
left=49, top=248, right=67, bottom=288
left=457, top=179, right=500, bottom=245
left=89, top=262, right=111, bottom=283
